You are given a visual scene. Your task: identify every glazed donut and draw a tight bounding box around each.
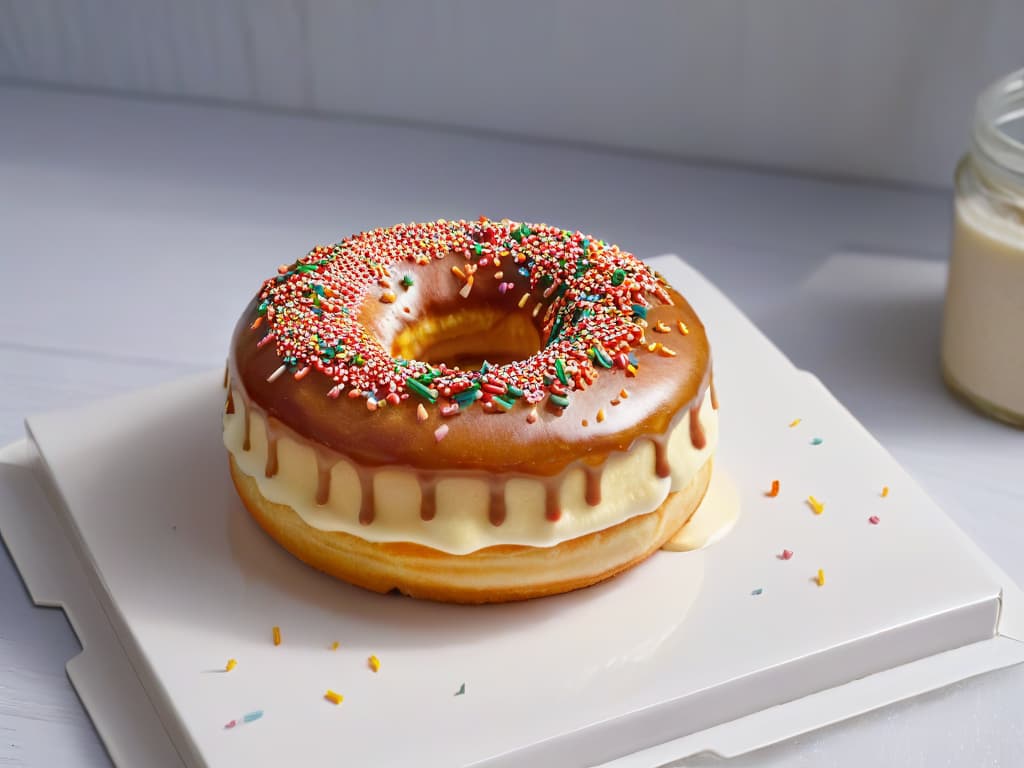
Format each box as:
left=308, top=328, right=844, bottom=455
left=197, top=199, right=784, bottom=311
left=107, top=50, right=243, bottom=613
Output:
left=224, top=218, right=718, bottom=603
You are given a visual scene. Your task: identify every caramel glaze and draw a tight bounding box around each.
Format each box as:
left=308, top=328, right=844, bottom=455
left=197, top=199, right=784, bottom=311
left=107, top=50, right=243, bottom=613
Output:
left=229, top=253, right=714, bottom=528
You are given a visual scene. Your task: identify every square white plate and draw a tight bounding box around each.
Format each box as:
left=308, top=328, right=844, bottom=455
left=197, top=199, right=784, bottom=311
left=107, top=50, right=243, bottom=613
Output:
left=3, top=256, right=1023, bottom=767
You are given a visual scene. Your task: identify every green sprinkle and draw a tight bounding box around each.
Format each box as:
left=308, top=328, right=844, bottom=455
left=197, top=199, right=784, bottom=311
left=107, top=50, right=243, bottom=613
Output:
left=810, top=437, right=823, bottom=446
left=555, top=358, right=569, bottom=385
left=401, top=274, right=414, bottom=288
left=454, top=385, right=481, bottom=405
left=474, top=243, right=484, bottom=256
left=549, top=394, right=570, bottom=409
left=406, top=377, right=437, bottom=403
left=492, top=395, right=514, bottom=411
left=611, top=269, right=626, bottom=286
left=592, top=346, right=613, bottom=368
left=506, top=385, right=524, bottom=399
left=257, top=300, right=269, bottom=315
left=631, top=304, right=647, bottom=319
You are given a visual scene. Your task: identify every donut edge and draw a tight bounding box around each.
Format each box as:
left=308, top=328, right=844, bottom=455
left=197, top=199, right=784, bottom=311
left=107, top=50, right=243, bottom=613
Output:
left=229, top=454, right=713, bottom=604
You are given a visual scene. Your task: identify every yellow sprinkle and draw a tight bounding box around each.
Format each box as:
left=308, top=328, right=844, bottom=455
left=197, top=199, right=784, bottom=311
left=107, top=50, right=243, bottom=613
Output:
left=532, top=301, right=542, bottom=317
left=330, top=641, right=339, bottom=651
left=789, top=418, right=802, bottom=428
left=451, top=265, right=466, bottom=280
left=816, top=569, right=826, bottom=587
left=368, top=655, right=381, bottom=673
left=324, top=690, right=344, bottom=705
left=493, top=271, right=504, bottom=280
left=379, top=291, right=396, bottom=304
left=459, top=278, right=474, bottom=299
left=416, top=403, right=428, bottom=422
left=596, top=408, right=606, bottom=423
left=654, top=321, right=671, bottom=333
left=225, top=658, right=237, bottom=672
left=881, top=486, right=889, bottom=498
left=807, top=495, right=825, bottom=515
left=518, top=293, right=530, bottom=309
left=626, top=364, right=638, bottom=377
left=620, top=388, right=630, bottom=399
left=657, top=345, right=677, bottom=357
left=272, top=626, right=281, bottom=646
left=678, top=321, right=690, bottom=335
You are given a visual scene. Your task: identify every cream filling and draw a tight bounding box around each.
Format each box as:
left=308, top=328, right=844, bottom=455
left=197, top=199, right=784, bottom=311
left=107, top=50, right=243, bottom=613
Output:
left=223, top=393, right=718, bottom=555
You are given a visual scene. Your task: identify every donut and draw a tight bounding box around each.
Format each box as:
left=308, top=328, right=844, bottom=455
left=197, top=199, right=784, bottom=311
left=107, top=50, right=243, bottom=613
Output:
left=223, top=217, right=718, bottom=603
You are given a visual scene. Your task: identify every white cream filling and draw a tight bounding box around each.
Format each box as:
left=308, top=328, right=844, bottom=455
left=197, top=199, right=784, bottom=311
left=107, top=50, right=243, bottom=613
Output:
left=224, top=393, right=718, bottom=555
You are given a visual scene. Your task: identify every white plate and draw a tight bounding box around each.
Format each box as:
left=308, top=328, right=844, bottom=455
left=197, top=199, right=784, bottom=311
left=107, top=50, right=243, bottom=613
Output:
left=3, top=256, right=1023, bottom=767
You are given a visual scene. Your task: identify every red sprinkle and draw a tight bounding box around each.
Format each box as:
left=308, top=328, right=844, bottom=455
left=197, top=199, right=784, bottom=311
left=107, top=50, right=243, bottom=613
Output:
left=868, top=515, right=880, bottom=525
left=766, top=479, right=780, bottom=498
left=780, top=549, right=793, bottom=560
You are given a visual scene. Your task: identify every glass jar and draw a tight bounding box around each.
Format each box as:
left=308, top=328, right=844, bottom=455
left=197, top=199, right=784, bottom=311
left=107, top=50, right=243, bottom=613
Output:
left=942, top=68, right=1024, bottom=427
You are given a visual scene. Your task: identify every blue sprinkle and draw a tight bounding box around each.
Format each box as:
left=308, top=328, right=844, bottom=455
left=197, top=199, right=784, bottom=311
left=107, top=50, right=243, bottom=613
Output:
left=810, top=437, right=823, bottom=446
left=243, top=710, right=264, bottom=723
left=751, top=588, right=764, bottom=596
left=518, top=266, right=530, bottom=277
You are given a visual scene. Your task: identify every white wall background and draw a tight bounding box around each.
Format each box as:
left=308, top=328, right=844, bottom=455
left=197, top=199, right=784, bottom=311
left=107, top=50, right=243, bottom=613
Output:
left=1, top=0, right=1021, bottom=188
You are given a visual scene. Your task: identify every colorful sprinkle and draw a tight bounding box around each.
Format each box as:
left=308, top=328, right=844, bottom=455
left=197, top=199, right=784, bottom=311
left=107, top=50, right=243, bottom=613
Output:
left=596, top=408, right=606, bottom=423
left=272, top=626, right=281, bottom=646
left=810, top=437, right=823, bottom=446
left=789, top=418, right=801, bottom=428
left=881, top=486, right=889, bottom=498
left=807, top=495, right=825, bottom=515
left=416, top=403, right=428, bottom=422
left=654, top=321, right=671, bottom=333
left=224, top=710, right=263, bottom=730
left=248, top=219, right=675, bottom=422
left=780, top=549, right=794, bottom=560
left=324, top=690, right=344, bottom=706
left=816, top=569, right=826, bottom=587
left=434, top=424, right=449, bottom=442
left=678, top=321, right=690, bottom=335
left=225, top=658, right=237, bottom=672
left=454, top=683, right=466, bottom=696
left=751, top=588, right=764, bottom=596
left=766, top=479, right=780, bottom=497
left=869, top=515, right=880, bottom=525
left=330, top=641, right=339, bottom=651
left=368, top=655, right=381, bottom=673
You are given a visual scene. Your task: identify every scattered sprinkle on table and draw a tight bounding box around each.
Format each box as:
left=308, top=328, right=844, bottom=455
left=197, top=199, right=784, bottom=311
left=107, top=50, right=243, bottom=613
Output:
left=881, top=486, right=890, bottom=498
left=789, top=418, right=802, bottom=428
left=766, top=479, right=780, bottom=497
left=780, top=549, right=794, bottom=560
left=810, top=437, right=823, bottom=446
left=224, top=710, right=263, bottom=729
left=324, top=690, right=344, bottom=706
left=869, top=515, right=880, bottom=525
left=816, top=569, right=826, bottom=587
left=751, top=588, right=764, bottom=596
left=224, top=658, right=238, bottom=672
left=272, top=626, right=281, bottom=646
left=454, top=683, right=466, bottom=696
left=368, top=655, right=381, bottom=673
left=330, top=641, right=339, bottom=651
left=807, top=495, right=825, bottom=515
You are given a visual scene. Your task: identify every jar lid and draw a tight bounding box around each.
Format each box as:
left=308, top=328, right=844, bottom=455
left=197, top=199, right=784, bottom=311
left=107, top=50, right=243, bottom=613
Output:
left=972, top=68, right=1024, bottom=188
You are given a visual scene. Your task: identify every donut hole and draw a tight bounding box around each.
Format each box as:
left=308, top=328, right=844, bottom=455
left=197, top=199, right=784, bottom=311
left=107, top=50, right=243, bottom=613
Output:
left=391, top=307, right=542, bottom=369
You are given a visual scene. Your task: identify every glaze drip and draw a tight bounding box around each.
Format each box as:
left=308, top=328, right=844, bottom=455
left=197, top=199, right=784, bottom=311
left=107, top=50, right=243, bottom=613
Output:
left=359, top=471, right=375, bottom=525
left=265, top=425, right=279, bottom=478
left=689, top=392, right=707, bottom=451
left=489, top=484, right=507, bottom=527
left=544, top=481, right=562, bottom=522
left=420, top=476, right=437, bottom=521
left=584, top=466, right=602, bottom=506
left=242, top=407, right=252, bottom=452
left=315, top=455, right=332, bottom=505
left=710, top=372, right=719, bottom=410
left=652, top=437, right=672, bottom=478
left=225, top=389, right=235, bottom=415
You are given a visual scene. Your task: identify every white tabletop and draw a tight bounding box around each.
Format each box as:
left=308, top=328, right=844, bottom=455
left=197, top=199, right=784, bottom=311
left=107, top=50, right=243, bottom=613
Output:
left=0, top=84, right=1021, bottom=767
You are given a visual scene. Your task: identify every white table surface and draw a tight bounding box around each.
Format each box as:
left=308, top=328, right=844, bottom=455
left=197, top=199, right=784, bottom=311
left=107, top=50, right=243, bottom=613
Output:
left=0, top=83, right=1021, bottom=767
